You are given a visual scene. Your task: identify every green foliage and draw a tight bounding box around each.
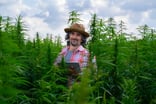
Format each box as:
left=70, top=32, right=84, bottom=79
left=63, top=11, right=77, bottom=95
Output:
left=0, top=12, right=156, bottom=104
left=0, top=16, right=23, bottom=104
left=121, top=79, right=139, bottom=104
left=88, top=13, right=156, bottom=104
left=68, top=68, right=92, bottom=104
left=68, top=10, right=82, bottom=25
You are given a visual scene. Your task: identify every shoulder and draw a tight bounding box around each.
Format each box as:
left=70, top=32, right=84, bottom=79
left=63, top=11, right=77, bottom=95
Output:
left=60, top=46, right=69, bottom=55
left=83, top=48, right=89, bottom=55
left=78, top=46, right=89, bottom=55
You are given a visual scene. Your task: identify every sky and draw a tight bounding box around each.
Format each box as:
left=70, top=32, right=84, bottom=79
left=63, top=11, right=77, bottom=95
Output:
left=1, top=0, right=156, bottom=41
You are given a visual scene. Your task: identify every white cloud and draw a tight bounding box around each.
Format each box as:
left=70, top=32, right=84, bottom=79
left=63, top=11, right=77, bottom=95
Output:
left=23, top=17, right=53, bottom=39
left=80, top=11, right=92, bottom=31
left=90, top=0, right=108, bottom=13
left=1, top=0, right=156, bottom=41
left=90, top=0, right=108, bottom=8
left=0, top=0, right=17, bottom=5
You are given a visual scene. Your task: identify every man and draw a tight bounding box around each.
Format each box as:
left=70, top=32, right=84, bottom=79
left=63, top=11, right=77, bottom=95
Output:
left=54, top=23, right=90, bottom=86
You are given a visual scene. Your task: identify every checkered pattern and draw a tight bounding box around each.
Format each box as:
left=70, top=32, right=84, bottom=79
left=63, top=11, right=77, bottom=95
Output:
left=54, top=45, right=89, bottom=69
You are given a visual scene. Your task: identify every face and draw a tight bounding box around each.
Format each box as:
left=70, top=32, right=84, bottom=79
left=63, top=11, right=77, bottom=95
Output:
left=69, top=32, right=82, bottom=47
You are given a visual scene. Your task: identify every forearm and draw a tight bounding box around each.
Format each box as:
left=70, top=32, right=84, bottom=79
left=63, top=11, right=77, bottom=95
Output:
left=54, top=54, right=63, bottom=66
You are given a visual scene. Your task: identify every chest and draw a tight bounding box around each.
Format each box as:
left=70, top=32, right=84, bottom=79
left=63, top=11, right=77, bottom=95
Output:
left=64, top=50, right=85, bottom=62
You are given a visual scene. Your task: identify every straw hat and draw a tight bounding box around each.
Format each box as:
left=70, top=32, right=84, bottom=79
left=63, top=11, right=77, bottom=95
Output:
left=64, top=23, right=89, bottom=37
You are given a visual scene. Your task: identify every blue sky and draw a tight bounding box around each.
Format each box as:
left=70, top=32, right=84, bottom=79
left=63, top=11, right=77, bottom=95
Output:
left=0, top=0, right=156, bottom=40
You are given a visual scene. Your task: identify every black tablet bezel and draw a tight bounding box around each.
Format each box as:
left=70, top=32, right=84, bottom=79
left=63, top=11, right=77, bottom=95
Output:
left=66, top=62, right=81, bottom=73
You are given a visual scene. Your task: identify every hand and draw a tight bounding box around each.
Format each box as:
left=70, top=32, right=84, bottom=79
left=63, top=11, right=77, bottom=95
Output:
left=69, top=68, right=78, bottom=76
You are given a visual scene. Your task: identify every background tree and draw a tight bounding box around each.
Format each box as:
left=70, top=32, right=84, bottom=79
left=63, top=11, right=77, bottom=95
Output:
left=137, top=24, right=150, bottom=39
left=67, top=10, right=82, bottom=25
left=118, top=20, right=127, bottom=40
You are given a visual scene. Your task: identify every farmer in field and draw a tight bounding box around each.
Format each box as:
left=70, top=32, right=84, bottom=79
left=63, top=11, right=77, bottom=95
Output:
left=54, top=23, right=90, bottom=86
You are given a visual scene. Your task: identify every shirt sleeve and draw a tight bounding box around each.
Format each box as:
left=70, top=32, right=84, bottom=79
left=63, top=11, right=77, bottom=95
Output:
left=54, top=53, right=63, bottom=66
left=54, top=47, right=67, bottom=65
left=81, top=50, right=90, bottom=68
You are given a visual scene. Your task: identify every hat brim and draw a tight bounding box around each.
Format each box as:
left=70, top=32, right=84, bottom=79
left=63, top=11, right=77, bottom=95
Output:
left=64, top=28, right=89, bottom=37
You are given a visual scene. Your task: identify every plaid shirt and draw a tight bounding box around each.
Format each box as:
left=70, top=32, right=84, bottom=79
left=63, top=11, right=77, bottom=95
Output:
left=54, top=45, right=89, bottom=69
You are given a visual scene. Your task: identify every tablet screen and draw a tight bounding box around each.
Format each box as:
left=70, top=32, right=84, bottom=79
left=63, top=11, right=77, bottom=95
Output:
left=66, top=62, right=81, bottom=73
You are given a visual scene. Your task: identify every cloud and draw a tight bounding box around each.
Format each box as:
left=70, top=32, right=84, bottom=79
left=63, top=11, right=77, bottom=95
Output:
left=118, top=0, right=156, bottom=12
left=23, top=17, right=52, bottom=39
left=0, top=0, right=69, bottom=40
left=31, top=0, right=69, bottom=29
left=0, top=0, right=16, bottom=5
left=149, top=9, right=156, bottom=20
left=66, top=0, right=92, bottom=11
left=89, top=0, right=125, bottom=18
left=1, top=0, right=156, bottom=41
left=0, top=0, right=20, bottom=17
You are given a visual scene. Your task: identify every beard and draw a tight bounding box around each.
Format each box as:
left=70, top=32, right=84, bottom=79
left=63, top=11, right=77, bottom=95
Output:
left=70, top=39, right=80, bottom=46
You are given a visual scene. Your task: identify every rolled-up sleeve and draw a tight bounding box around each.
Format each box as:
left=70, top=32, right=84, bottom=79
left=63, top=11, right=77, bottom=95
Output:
left=54, top=47, right=67, bottom=65
left=81, top=51, right=89, bottom=68
left=54, top=53, right=63, bottom=65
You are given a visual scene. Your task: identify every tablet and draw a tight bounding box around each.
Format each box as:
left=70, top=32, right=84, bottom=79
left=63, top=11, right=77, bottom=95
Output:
left=66, top=62, right=81, bottom=73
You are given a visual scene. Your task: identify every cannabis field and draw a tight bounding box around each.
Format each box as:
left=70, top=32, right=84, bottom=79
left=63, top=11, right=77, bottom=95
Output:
left=0, top=11, right=156, bottom=104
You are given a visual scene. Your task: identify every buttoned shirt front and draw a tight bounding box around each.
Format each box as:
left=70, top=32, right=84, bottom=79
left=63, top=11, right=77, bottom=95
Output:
left=54, top=45, right=89, bottom=69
